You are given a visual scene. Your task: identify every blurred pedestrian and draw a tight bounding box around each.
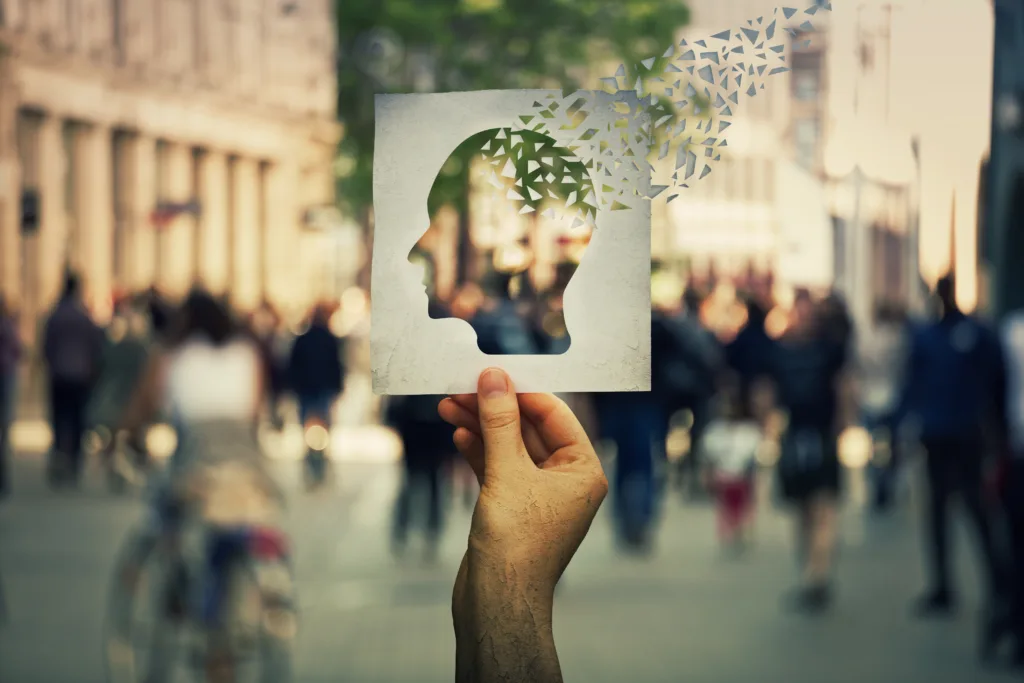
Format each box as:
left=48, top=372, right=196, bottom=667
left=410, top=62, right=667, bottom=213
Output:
left=91, top=300, right=155, bottom=482
left=250, top=302, right=287, bottom=431
left=755, top=289, right=849, bottom=612
left=593, top=388, right=661, bottom=553
left=42, top=273, right=105, bottom=487
left=469, top=272, right=539, bottom=355
left=658, top=288, right=722, bottom=497
left=862, top=302, right=911, bottom=511
left=0, top=295, right=21, bottom=497
left=288, top=303, right=344, bottom=483
left=725, top=294, right=773, bottom=415
left=144, top=286, right=173, bottom=342
left=386, top=394, right=454, bottom=562
left=702, top=381, right=760, bottom=552
left=892, top=275, right=1009, bottom=627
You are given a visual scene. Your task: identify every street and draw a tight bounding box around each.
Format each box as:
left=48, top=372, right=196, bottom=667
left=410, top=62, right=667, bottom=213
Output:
left=0, top=448, right=1019, bottom=683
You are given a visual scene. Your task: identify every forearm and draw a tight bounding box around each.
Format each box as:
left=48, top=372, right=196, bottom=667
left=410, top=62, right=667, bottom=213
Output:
left=454, top=553, right=562, bottom=683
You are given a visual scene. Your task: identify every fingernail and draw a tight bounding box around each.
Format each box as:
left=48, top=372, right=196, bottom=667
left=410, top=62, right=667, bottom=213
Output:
left=480, top=368, right=508, bottom=398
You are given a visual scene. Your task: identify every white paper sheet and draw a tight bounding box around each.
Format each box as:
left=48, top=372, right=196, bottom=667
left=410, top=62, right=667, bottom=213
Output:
left=371, top=90, right=651, bottom=395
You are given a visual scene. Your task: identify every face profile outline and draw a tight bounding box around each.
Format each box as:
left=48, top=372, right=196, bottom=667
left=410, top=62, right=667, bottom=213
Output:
left=407, top=126, right=599, bottom=356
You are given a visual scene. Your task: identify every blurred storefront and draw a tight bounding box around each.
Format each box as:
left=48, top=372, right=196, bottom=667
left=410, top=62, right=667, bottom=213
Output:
left=0, top=1, right=342, bottom=344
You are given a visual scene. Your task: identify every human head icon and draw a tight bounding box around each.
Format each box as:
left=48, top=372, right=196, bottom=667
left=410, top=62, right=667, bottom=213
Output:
left=408, top=127, right=598, bottom=355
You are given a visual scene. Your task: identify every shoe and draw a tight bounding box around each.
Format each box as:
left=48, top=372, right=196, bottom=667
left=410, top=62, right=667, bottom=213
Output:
left=785, top=583, right=833, bottom=614
left=911, top=591, right=957, bottom=618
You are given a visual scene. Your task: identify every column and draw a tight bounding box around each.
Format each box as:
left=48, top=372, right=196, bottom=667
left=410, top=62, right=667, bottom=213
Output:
left=0, top=54, right=18, bottom=301
left=125, top=135, right=157, bottom=291
left=195, top=150, right=231, bottom=294
left=0, top=152, right=17, bottom=304
left=74, top=123, right=115, bottom=321
left=229, top=156, right=260, bottom=311
left=262, top=160, right=301, bottom=308
left=36, top=115, right=66, bottom=311
left=162, top=142, right=196, bottom=298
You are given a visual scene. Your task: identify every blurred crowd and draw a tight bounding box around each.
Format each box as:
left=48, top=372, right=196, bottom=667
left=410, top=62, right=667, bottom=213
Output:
left=3, top=264, right=1024, bottom=668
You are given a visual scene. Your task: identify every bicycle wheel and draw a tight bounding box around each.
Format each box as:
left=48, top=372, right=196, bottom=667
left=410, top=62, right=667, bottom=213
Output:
left=104, top=530, right=188, bottom=683
left=214, top=558, right=296, bottom=683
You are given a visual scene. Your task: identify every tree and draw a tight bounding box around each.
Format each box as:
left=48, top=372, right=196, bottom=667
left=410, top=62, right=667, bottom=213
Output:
left=335, top=0, right=692, bottom=230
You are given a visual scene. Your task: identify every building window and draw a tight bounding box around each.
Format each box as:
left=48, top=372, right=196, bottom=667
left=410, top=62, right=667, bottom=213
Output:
left=795, top=119, right=819, bottom=168
left=793, top=70, right=818, bottom=101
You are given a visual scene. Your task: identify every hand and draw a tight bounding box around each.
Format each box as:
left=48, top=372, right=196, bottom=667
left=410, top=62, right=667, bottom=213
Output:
left=439, top=369, right=608, bottom=589
left=438, top=368, right=607, bottom=683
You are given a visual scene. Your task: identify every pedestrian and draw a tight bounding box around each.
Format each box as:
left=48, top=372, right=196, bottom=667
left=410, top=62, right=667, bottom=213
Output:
left=250, top=302, right=287, bottom=431
left=725, top=294, right=774, bottom=416
left=42, top=273, right=105, bottom=487
left=0, top=295, right=22, bottom=497
left=468, top=272, right=539, bottom=356
left=657, top=288, right=722, bottom=497
left=386, top=394, right=454, bottom=562
left=91, top=299, right=154, bottom=482
left=755, top=289, right=850, bottom=612
left=144, top=286, right=173, bottom=343
left=593, top=388, right=661, bottom=553
left=287, top=303, right=344, bottom=484
left=892, top=275, right=1009, bottom=630
left=862, top=302, right=911, bottom=511
left=702, top=381, right=761, bottom=553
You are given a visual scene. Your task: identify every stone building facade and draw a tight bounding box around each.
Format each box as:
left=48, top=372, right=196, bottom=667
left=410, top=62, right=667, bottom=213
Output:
left=0, top=0, right=341, bottom=340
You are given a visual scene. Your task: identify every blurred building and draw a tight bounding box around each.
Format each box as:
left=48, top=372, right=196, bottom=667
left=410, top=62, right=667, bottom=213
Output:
left=0, top=0, right=341, bottom=342
left=660, top=0, right=836, bottom=296
left=823, top=0, right=920, bottom=333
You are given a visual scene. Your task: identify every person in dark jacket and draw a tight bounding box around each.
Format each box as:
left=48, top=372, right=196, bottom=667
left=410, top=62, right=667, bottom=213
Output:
left=288, top=304, right=344, bottom=429
left=386, top=394, right=454, bottom=561
left=893, top=275, right=1009, bottom=625
left=725, top=295, right=774, bottom=413
left=42, top=273, right=105, bottom=486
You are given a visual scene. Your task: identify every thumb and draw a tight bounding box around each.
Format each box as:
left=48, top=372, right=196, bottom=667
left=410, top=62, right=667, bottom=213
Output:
left=476, top=368, right=527, bottom=471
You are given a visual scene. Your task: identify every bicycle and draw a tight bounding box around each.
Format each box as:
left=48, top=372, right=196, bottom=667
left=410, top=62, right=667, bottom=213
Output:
left=104, top=495, right=297, bottom=683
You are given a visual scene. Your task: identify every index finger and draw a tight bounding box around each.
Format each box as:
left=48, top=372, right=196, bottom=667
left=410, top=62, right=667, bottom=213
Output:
left=451, top=392, right=590, bottom=454
left=518, top=393, right=592, bottom=455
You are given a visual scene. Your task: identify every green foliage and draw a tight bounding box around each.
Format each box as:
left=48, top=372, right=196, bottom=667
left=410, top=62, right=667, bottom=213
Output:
left=336, top=0, right=691, bottom=223
left=428, top=128, right=598, bottom=222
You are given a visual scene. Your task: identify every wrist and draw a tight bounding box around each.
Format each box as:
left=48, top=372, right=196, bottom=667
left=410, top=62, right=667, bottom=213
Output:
left=466, top=544, right=558, bottom=604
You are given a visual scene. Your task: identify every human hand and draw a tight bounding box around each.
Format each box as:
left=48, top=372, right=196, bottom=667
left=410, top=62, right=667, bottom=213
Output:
left=438, top=368, right=608, bottom=591
left=439, top=368, right=607, bottom=683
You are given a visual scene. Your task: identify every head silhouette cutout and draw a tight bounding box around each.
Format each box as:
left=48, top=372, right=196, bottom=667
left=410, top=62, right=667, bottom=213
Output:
left=409, top=127, right=598, bottom=355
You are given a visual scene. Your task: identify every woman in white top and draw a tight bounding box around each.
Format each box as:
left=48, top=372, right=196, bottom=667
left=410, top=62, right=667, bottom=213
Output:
left=118, top=290, right=284, bottom=536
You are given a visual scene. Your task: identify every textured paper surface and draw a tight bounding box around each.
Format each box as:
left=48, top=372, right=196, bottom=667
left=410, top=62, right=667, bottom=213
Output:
left=371, top=90, right=650, bottom=395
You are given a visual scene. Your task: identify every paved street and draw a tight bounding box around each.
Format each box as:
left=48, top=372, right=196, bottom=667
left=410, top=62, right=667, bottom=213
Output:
left=0, top=449, right=1020, bottom=683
